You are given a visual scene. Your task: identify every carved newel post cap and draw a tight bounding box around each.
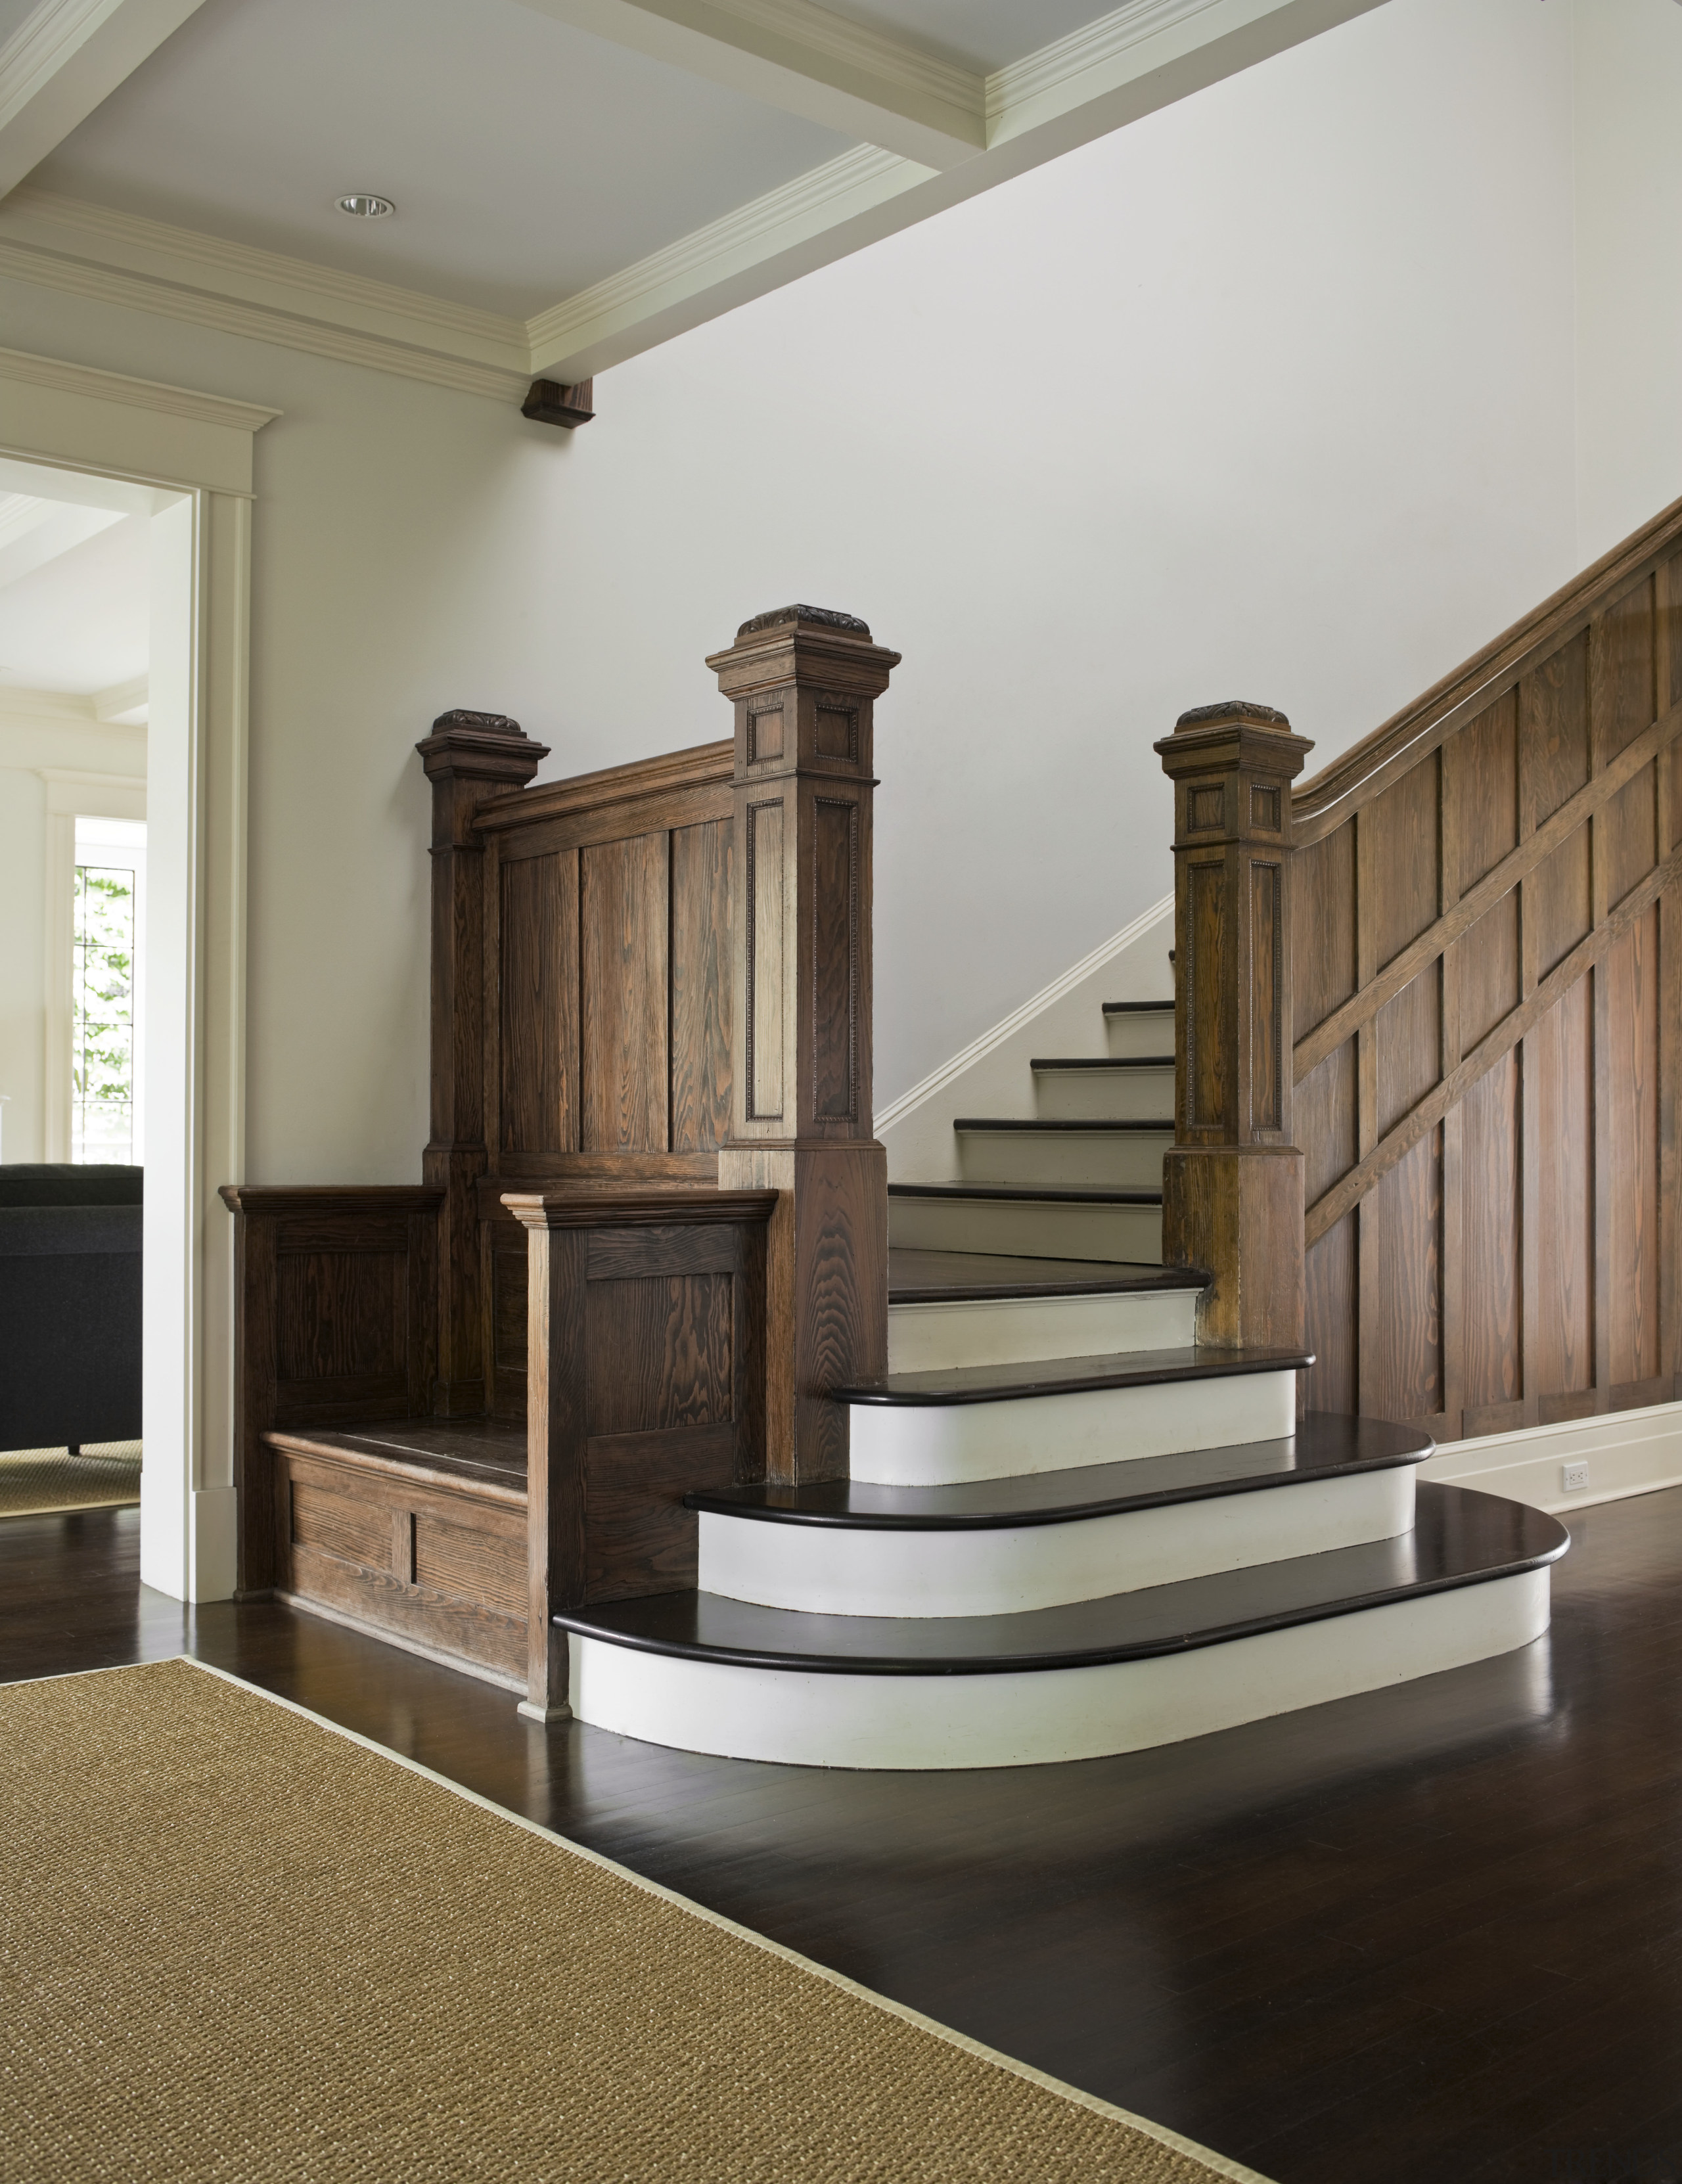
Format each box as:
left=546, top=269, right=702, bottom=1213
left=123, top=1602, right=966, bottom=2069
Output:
left=1173, top=700, right=1292, bottom=731
left=415, top=709, right=549, bottom=781
left=735, top=603, right=874, bottom=641
left=707, top=604, right=901, bottom=693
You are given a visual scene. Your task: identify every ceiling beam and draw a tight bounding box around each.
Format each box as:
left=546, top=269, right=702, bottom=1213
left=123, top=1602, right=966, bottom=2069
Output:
left=509, top=0, right=986, bottom=170
left=0, top=0, right=211, bottom=200
left=528, top=0, right=1392, bottom=380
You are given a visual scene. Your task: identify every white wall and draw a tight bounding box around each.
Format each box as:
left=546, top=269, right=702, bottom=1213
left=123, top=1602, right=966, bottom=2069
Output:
left=0, top=711, right=147, bottom=1160
left=0, top=0, right=1602, bottom=1183
left=1572, top=0, right=1682, bottom=564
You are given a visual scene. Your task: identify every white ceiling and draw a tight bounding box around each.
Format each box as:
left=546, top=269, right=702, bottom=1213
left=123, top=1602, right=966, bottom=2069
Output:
left=34, top=0, right=855, bottom=317
left=0, top=0, right=1389, bottom=395
left=0, top=492, right=149, bottom=702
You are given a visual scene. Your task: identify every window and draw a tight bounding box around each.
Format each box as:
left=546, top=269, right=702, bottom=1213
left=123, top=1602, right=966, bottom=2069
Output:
left=71, top=817, right=145, bottom=1165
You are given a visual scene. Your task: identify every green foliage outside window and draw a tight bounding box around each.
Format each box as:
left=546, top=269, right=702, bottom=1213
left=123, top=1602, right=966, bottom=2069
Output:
left=72, top=864, right=135, bottom=1164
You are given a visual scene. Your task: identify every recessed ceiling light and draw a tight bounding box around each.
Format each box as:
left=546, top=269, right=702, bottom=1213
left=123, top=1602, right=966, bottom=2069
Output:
left=336, top=193, right=394, bottom=219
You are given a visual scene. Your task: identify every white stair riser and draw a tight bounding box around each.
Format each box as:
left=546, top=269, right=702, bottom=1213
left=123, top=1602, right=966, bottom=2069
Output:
left=698, top=1468, right=1414, bottom=1618
left=1103, top=1011, right=1175, bottom=1060
left=958, top=1131, right=1170, bottom=1188
left=853, top=1367, right=1297, bottom=1480
left=568, top=1568, right=1551, bottom=1769
left=1034, top=1067, right=1175, bottom=1121
left=888, top=1286, right=1195, bottom=1373
left=889, top=1193, right=1162, bottom=1264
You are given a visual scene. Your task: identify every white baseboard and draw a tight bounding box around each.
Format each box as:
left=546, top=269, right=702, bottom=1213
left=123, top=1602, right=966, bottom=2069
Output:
left=878, top=893, right=1173, bottom=1182
left=1421, top=1399, right=1682, bottom=1514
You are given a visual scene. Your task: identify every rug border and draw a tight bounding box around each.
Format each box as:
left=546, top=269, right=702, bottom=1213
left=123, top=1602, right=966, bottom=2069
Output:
left=137, top=1655, right=1275, bottom=2184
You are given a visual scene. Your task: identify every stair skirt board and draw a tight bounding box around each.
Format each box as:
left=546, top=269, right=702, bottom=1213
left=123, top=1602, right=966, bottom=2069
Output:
left=887, top=1286, right=1196, bottom=1373
left=958, top=1131, right=1172, bottom=1187
left=1034, top=1070, right=1175, bottom=1120
left=851, top=1368, right=1300, bottom=1483
left=697, top=1466, right=1415, bottom=1618
left=566, top=1568, right=1552, bottom=1770
left=888, top=1193, right=1163, bottom=1263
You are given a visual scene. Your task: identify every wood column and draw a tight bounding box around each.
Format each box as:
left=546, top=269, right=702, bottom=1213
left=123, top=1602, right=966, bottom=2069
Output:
left=1155, top=702, right=1313, bottom=1350
left=415, top=710, right=547, bottom=1417
left=706, top=605, right=901, bottom=1485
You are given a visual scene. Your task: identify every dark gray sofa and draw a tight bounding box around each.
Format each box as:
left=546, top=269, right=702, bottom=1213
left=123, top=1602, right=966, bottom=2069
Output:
left=0, top=1165, right=143, bottom=1454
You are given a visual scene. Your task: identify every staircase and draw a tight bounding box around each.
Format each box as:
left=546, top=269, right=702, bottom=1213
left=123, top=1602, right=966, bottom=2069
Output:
left=556, top=968, right=1566, bottom=1770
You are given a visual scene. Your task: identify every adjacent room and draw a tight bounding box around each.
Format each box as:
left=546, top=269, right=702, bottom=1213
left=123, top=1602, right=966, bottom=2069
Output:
left=3, top=2, right=1682, bottom=2180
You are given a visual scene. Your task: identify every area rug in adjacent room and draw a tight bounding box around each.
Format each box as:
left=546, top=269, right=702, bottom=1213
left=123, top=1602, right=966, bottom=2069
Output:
left=0, top=1660, right=1268, bottom=2184
left=0, top=1442, right=141, bottom=1519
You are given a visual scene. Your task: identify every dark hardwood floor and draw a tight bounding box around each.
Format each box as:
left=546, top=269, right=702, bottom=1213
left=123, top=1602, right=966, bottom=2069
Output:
left=6, top=1490, right=1681, bottom=2184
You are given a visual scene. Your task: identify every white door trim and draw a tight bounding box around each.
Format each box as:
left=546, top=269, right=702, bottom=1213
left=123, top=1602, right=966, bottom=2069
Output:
left=1, top=344, right=275, bottom=1601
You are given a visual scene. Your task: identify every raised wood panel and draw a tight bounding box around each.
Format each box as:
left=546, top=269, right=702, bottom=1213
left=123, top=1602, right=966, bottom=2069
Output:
left=1367, top=758, right=1439, bottom=971
left=1298, top=1042, right=1355, bottom=1208
left=500, top=849, right=579, bottom=1156
left=1603, top=911, right=1661, bottom=1386
left=1531, top=978, right=1595, bottom=1395
left=1594, top=576, right=1657, bottom=762
left=1303, top=1217, right=1356, bottom=1415
left=745, top=798, right=786, bottom=1121
left=1453, top=892, right=1520, bottom=1054
left=583, top=1274, right=735, bottom=1437
left=491, top=1239, right=527, bottom=1421
left=1288, top=504, right=1682, bottom=1434
left=1460, top=1053, right=1522, bottom=1413
left=413, top=1509, right=525, bottom=1617
left=580, top=831, right=670, bottom=1152
left=291, top=1478, right=388, bottom=1569
left=1360, top=1131, right=1442, bottom=1424
left=1188, top=859, right=1228, bottom=1129
left=1294, top=826, right=1356, bottom=1036
left=583, top=1421, right=739, bottom=1603
left=670, top=818, right=733, bottom=1154
left=811, top=796, right=860, bottom=1122
left=275, top=1251, right=402, bottom=1384
left=1374, top=969, right=1440, bottom=1143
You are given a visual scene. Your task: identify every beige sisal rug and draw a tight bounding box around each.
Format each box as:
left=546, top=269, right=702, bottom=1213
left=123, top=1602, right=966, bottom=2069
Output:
left=0, top=1660, right=1271, bottom=2184
left=0, top=1442, right=141, bottom=1519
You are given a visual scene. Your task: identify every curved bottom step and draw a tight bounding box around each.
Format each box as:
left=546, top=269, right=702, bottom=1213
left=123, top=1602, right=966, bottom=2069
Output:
left=560, top=1486, right=1567, bottom=1771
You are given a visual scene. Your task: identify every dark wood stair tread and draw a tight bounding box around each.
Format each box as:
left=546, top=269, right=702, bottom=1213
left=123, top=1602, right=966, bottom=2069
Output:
left=687, top=1412, right=1431, bottom=1529
left=887, top=1249, right=1202, bottom=1304
left=953, top=1116, right=1174, bottom=1132
left=890, top=1182, right=1163, bottom=1204
left=1101, top=1000, right=1175, bottom=1013
left=264, top=1419, right=528, bottom=1501
left=556, top=1484, right=1568, bottom=1674
left=1030, top=1055, right=1175, bottom=1070
left=836, top=1341, right=1311, bottom=1406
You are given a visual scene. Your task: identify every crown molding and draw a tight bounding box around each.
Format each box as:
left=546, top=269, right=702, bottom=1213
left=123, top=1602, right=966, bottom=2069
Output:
left=0, top=0, right=210, bottom=198
left=0, top=684, right=97, bottom=721
left=0, top=338, right=279, bottom=432
left=0, top=191, right=533, bottom=402
left=526, top=143, right=925, bottom=374
left=510, top=0, right=982, bottom=168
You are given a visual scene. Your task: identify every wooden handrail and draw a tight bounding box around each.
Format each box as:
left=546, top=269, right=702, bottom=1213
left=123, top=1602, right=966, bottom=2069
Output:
left=1292, top=491, right=1682, bottom=846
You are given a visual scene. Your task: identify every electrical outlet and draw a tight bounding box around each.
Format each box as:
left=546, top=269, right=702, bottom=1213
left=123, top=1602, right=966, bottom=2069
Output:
left=1562, top=1461, right=1590, bottom=1493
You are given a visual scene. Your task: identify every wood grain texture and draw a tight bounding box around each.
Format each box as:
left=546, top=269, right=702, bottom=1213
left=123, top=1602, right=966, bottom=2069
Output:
left=669, top=819, right=734, bottom=1154
left=499, top=850, right=579, bottom=1158
left=580, top=832, right=670, bottom=1153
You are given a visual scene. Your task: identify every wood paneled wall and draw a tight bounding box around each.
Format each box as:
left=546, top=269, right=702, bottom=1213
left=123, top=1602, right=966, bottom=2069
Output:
left=1288, top=502, right=1682, bottom=1439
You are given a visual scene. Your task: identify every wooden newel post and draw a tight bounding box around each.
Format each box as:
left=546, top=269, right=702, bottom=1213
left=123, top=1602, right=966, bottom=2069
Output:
left=415, top=709, right=547, bottom=1416
left=706, top=605, right=901, bottom=1484
left=1154, top=702, right=1313, bottom=1351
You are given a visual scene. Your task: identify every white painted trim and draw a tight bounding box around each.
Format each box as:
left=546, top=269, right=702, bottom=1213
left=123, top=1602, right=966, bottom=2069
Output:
left=0, top=684, right=99, bottom=720
left=93, top=672, right=147, bottom=723
left=5, top=348, right=265, bottom=1601
left=878, top=894, right=1173, bottom=1135
left=570, top=1567, right=1553, bottom=1768
left=39, top=763, right=146, bottom=815
left=171, top=1659, right=1273, bottom=2184
left=525, top=143, right=926, bottom=374
left=511, top=0, right=984, bottom=168
left=0, top=0, right=210, bottom=198
left=0, top=334, right=277, bottom=437
left=698, top=1466, right=1414, bottom=1616
left=1421, top=1399, right=1682, bottom=1515
left=850, top=1370, right=1298, bottom=1486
